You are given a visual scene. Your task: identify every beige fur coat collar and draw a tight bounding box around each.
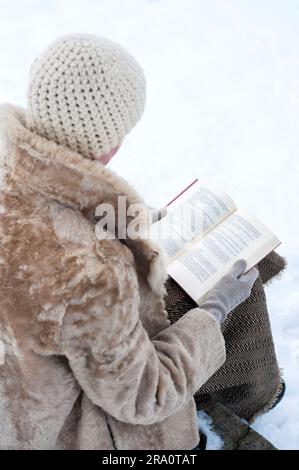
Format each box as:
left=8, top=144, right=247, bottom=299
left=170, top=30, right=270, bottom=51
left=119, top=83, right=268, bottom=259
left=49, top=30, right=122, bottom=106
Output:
left=0, top=103, right=167, bottom=296
left=0, top=104, right=225, bottom=450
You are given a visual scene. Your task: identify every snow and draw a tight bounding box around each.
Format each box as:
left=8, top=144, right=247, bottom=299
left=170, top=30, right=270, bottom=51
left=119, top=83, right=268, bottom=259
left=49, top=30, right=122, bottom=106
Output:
left=0, top=0, right=298, bottom=450
left=197, top=410, right=224, bottom=450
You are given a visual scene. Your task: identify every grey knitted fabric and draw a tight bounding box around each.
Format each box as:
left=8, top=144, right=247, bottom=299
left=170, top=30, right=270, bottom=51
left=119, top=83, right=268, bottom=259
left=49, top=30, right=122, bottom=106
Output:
left=199, top=260, right=258, bottom=324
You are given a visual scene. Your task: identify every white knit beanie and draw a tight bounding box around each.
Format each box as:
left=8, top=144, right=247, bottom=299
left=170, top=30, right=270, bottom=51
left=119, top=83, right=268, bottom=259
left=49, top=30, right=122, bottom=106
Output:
left=26, top=34, right=146, bottom=159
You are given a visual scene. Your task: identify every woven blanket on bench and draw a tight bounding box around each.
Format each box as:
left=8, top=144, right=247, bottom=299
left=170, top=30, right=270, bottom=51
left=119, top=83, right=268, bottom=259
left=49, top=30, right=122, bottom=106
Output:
left=164, top=251, right=286, bottom=422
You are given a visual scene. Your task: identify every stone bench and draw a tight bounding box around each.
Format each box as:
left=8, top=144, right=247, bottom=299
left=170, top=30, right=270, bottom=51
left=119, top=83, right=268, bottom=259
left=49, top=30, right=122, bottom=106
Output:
left=197, top=398, right=276, bottom=450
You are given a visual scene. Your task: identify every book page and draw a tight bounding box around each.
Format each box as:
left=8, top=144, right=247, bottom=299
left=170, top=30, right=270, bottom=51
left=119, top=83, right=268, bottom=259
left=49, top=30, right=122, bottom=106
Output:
left=167, top=210, right=280, bottom=304
left=150, top=181, right=237, bottom=263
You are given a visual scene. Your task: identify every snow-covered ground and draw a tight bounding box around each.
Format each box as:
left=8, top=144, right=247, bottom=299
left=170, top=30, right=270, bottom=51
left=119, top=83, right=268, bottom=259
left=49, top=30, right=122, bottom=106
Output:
left=0, top=0, right=298, bottom=450
left=197, top=410, right=224, bottom=450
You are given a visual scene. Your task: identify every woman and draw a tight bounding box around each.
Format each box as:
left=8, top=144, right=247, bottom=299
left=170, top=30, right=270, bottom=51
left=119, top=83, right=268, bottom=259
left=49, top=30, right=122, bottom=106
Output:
left=0, top=34, right=258, bottom=450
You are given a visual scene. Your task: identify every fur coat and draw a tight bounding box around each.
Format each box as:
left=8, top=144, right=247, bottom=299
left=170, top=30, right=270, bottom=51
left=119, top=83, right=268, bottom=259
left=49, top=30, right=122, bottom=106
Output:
left=0, top=104, right=226, bottom=450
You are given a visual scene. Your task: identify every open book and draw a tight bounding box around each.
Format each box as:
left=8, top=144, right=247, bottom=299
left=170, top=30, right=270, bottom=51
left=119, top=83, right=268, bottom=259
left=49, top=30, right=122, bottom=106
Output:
left=150, top=179, right=280, bottom=304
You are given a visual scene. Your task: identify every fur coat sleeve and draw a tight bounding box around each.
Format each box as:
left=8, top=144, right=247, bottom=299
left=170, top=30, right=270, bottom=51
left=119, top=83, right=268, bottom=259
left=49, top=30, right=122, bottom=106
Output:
left=60, top=238, right=226, bottom=426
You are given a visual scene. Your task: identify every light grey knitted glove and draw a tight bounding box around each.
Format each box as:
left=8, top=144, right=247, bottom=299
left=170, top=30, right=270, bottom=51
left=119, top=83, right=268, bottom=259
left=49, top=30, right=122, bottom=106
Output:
left=199, top=260, right=259, bottom=323
left=149, top=206, right=168, bottom=224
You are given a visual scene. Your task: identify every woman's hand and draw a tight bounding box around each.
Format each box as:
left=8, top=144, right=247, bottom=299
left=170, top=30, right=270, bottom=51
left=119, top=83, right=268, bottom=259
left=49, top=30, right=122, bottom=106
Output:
left=149, top=206, right=167, bottom=224
left=199, top=260, right=258, bottom=323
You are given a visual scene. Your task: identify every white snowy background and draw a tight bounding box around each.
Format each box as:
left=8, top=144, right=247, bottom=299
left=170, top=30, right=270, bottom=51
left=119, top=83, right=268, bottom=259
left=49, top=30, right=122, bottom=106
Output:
left=0, top=0, right=298, bottom=450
